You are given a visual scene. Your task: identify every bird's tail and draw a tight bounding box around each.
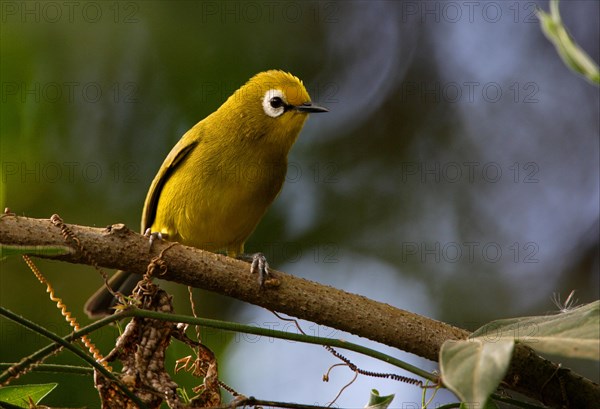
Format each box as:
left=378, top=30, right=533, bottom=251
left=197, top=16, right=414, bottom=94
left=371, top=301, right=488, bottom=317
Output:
left=84, top=270, right=142, bottom=318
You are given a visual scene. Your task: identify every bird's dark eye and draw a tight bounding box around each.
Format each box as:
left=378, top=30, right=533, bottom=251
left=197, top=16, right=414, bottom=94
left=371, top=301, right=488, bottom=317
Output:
left=270, top=97, right=284, bottom=109
left=263, top=89, right=287, bottom=117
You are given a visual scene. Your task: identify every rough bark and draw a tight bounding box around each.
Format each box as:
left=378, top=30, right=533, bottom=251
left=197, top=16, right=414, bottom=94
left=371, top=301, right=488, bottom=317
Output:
left=1, top=215, right=598, bottom=408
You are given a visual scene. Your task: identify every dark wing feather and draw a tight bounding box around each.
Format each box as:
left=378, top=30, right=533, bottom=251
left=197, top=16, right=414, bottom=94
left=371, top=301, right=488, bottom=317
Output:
left=141, top=139, right=198, bottom=232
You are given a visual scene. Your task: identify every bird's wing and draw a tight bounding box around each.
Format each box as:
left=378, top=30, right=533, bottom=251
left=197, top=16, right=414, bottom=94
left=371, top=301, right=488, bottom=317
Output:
left=141, top=137, right=198, bottom=232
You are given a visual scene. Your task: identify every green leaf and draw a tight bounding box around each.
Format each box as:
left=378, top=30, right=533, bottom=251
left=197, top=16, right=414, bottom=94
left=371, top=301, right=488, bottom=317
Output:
left=537, top=0, right=600, bottom=85
left=440, top=339, right=514, bottom=406
left=0, top=383, right=57, bottom=408
left=482, top=401, right=499, bottom=409
left=0, top=244, right=73, bottom=259
left=364, top=389, right=394, bottom=408
left=0, top=401, right=26, bottom=409
left=459, top=401, right=498, bottom=409
left=470, top=300, right=599, bottom=360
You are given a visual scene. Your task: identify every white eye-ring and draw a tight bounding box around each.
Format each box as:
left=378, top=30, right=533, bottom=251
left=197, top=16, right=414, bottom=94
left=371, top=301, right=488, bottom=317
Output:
left=262, top=89, right=287, bottom=118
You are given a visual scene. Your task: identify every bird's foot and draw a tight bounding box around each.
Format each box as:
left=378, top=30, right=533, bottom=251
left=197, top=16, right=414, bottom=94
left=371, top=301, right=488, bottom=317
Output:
left=144, top=228, right=166, bottom=251
left=238, top=252, right=274, bottom=287
left=251, top=252, right=270, bottom=286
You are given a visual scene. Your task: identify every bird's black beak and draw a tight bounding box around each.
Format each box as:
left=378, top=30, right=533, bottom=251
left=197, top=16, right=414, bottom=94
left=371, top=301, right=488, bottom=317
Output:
left=294, top=102, right=329, bottom=113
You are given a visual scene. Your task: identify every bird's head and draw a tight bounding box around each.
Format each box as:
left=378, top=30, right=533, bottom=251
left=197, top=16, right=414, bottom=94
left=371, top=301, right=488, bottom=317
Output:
left=217, top=70, right=328, bottom=154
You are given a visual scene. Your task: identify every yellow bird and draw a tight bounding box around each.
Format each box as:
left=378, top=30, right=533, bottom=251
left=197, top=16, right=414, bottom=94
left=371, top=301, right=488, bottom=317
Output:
left=85, top=70, right=327, bottom=317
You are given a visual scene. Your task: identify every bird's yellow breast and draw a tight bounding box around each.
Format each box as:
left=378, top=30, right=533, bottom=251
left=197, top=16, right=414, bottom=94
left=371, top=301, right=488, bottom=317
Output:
left=148, top=120, right=289, bottom=256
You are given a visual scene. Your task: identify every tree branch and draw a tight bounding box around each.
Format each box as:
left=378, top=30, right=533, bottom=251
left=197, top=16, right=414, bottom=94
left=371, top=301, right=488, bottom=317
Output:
left=1, top=215, right=598, bottom=408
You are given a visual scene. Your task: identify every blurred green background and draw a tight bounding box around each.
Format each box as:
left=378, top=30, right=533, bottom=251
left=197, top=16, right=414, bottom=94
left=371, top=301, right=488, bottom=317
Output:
left=1, top=1, right=598, bottom=407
